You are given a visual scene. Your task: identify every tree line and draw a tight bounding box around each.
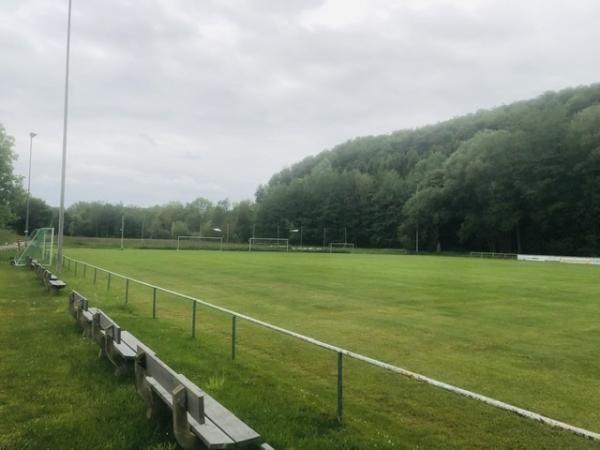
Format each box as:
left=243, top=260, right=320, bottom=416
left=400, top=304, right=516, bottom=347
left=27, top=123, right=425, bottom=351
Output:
left=2, top=83, right=599, bottom=254
left=256, top=84, right=600, bottom=255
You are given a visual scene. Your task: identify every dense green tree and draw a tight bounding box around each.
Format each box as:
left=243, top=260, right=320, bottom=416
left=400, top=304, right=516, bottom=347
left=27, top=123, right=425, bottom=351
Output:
left=0, top=125, right=22, bottom=228
left=10, top=194, right=54, bottom=234
left=255, top=84, right=600, bottom=254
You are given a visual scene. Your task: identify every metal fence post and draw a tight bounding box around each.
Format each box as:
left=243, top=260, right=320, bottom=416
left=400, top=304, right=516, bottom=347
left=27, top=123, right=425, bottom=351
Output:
left=74, top=261, right=77, bottom=276
left=231, top=316, right=237, bottom=360
left=191, top=301, right=197, bottom=338
left=107, top=272, right=111, bottom=290
left=125, top=278, right=129, bottom=304
left=93, top=267, right=97, bottom=284
left=152, top=288, right=157, bottom=319
left=83, top=263, right=86, bottom=278
left=337, top=352, right=343, bottom=421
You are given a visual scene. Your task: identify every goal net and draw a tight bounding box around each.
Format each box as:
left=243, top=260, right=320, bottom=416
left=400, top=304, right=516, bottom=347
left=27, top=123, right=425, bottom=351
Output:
left=13, top=227, right=55, bottom=267
left=177, top=236, right=223, bottom=251
left=329, top=242, right=355, bottom=253
left=248, top=237, right=289, bottom=252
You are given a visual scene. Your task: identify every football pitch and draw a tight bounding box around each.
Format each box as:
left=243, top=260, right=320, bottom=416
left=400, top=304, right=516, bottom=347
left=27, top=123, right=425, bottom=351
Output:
left=62, top=248, right=600, bottom=449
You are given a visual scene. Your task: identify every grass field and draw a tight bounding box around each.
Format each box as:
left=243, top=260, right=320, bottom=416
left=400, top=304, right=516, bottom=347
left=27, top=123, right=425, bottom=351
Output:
left=0, top=251, right=177, bottom=450
left=50, top=247, right=600, bottom=449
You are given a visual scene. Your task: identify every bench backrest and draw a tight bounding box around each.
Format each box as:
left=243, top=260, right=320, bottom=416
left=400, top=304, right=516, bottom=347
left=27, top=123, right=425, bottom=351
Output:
left=93, top=310, right=122, bottom=344
left=69, top=291, right=88, bottom=318
left=139, top=348, right=205, bottom=424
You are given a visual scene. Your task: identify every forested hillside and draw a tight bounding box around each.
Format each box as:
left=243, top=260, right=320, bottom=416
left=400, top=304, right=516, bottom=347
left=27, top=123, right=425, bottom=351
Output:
left=255, top=84, right=600, bottom=254
left=3, top=85, right=600, bottom=255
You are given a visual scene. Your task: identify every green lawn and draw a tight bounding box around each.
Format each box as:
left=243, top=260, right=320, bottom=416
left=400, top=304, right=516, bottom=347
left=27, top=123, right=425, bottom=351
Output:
left=0, top=252, right=176, bottom=450
left=54, top=248, right=600, bottom=449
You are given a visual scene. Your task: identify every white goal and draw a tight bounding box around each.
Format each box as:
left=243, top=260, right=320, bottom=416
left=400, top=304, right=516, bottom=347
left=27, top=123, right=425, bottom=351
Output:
left=177, top=236, right=223, bottom=251
left=248, top=237, right=289, bottom=252
left=12, top=227, right=55, bottom=266
left=469, top=251, right=517, bottom=259
left=329, top=242, right=355, bottom=253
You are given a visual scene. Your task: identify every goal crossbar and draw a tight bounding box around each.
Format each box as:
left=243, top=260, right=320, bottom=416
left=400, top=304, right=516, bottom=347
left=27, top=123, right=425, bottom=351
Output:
left=329, top=242, right=355, bottom=253
left=177, top=236, right=223, bottom=251
left=248, top=237, right=289, bottom=252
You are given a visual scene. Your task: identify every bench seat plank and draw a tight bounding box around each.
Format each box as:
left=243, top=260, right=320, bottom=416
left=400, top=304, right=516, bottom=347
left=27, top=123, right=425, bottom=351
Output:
left=178, top=374, right=260, bottom=444
left=122, top=332, right=147, bottom=353
left=142, top=350, right=260, bottom=445
left=201, top=393, right=261, bottom=444
left=145, top=377, right=235, bottom=449
left=113, top=340, right=136, bottom=359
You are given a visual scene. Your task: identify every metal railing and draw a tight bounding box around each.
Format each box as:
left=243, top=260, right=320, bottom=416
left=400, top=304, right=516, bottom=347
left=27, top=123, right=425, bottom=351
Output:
left=60, top=254, right=600, bottom=441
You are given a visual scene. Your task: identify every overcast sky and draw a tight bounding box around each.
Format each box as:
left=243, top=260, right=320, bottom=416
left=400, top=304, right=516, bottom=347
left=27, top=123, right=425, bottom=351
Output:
left=1, top=0, right=599, bottom=207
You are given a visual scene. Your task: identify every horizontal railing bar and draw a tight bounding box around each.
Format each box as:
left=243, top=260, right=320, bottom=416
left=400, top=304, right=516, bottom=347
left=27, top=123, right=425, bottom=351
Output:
left=62, top=255, right=600, bottom=442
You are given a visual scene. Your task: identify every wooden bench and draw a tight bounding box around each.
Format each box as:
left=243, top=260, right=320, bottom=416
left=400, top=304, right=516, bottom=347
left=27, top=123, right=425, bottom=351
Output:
left=30, top=259, right=67, bottom=293
left=135, top=346, right=268, bottom=449
left=69, top=291, right=98, bottom=337
left=68, top=291, right=273, bottom=450
left=91, top=310, right=153, bottom=376
left=42, top=269, right=67, bottom=292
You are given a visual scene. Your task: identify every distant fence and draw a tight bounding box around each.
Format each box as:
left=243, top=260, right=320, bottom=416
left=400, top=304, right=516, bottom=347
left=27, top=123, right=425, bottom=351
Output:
left=470, top=252, right=600, bottom=265
left=517, top=254, right=600, bottom=265
left=59, top=254, right=600, bottom=441
left=469, top=251, right=517, bottom=259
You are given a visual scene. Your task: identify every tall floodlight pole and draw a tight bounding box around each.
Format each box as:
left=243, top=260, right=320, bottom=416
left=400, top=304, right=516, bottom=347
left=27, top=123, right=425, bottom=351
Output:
left=56, top=0, right=72, bottom=273
left=24, top=132, right=37, bottom=237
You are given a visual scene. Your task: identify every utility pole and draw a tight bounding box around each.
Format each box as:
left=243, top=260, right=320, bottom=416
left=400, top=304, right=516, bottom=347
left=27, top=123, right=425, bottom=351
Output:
left=25, top=132, right=37, bottom=237
left=56, top=0, right=73, bottom=273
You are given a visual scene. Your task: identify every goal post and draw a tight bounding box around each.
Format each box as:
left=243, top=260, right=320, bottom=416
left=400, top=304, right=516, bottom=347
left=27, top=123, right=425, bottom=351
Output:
left=248, top=237, right=289, bottom=252
left=12, top=227, right=55, bottom=266
left=177, top=236, right=223, bottom=251
left=329, top=242, right=355, bottom=253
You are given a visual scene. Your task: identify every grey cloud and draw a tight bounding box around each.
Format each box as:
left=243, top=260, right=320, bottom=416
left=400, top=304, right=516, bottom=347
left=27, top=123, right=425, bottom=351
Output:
left=2, top=0, right=600, bottom=207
